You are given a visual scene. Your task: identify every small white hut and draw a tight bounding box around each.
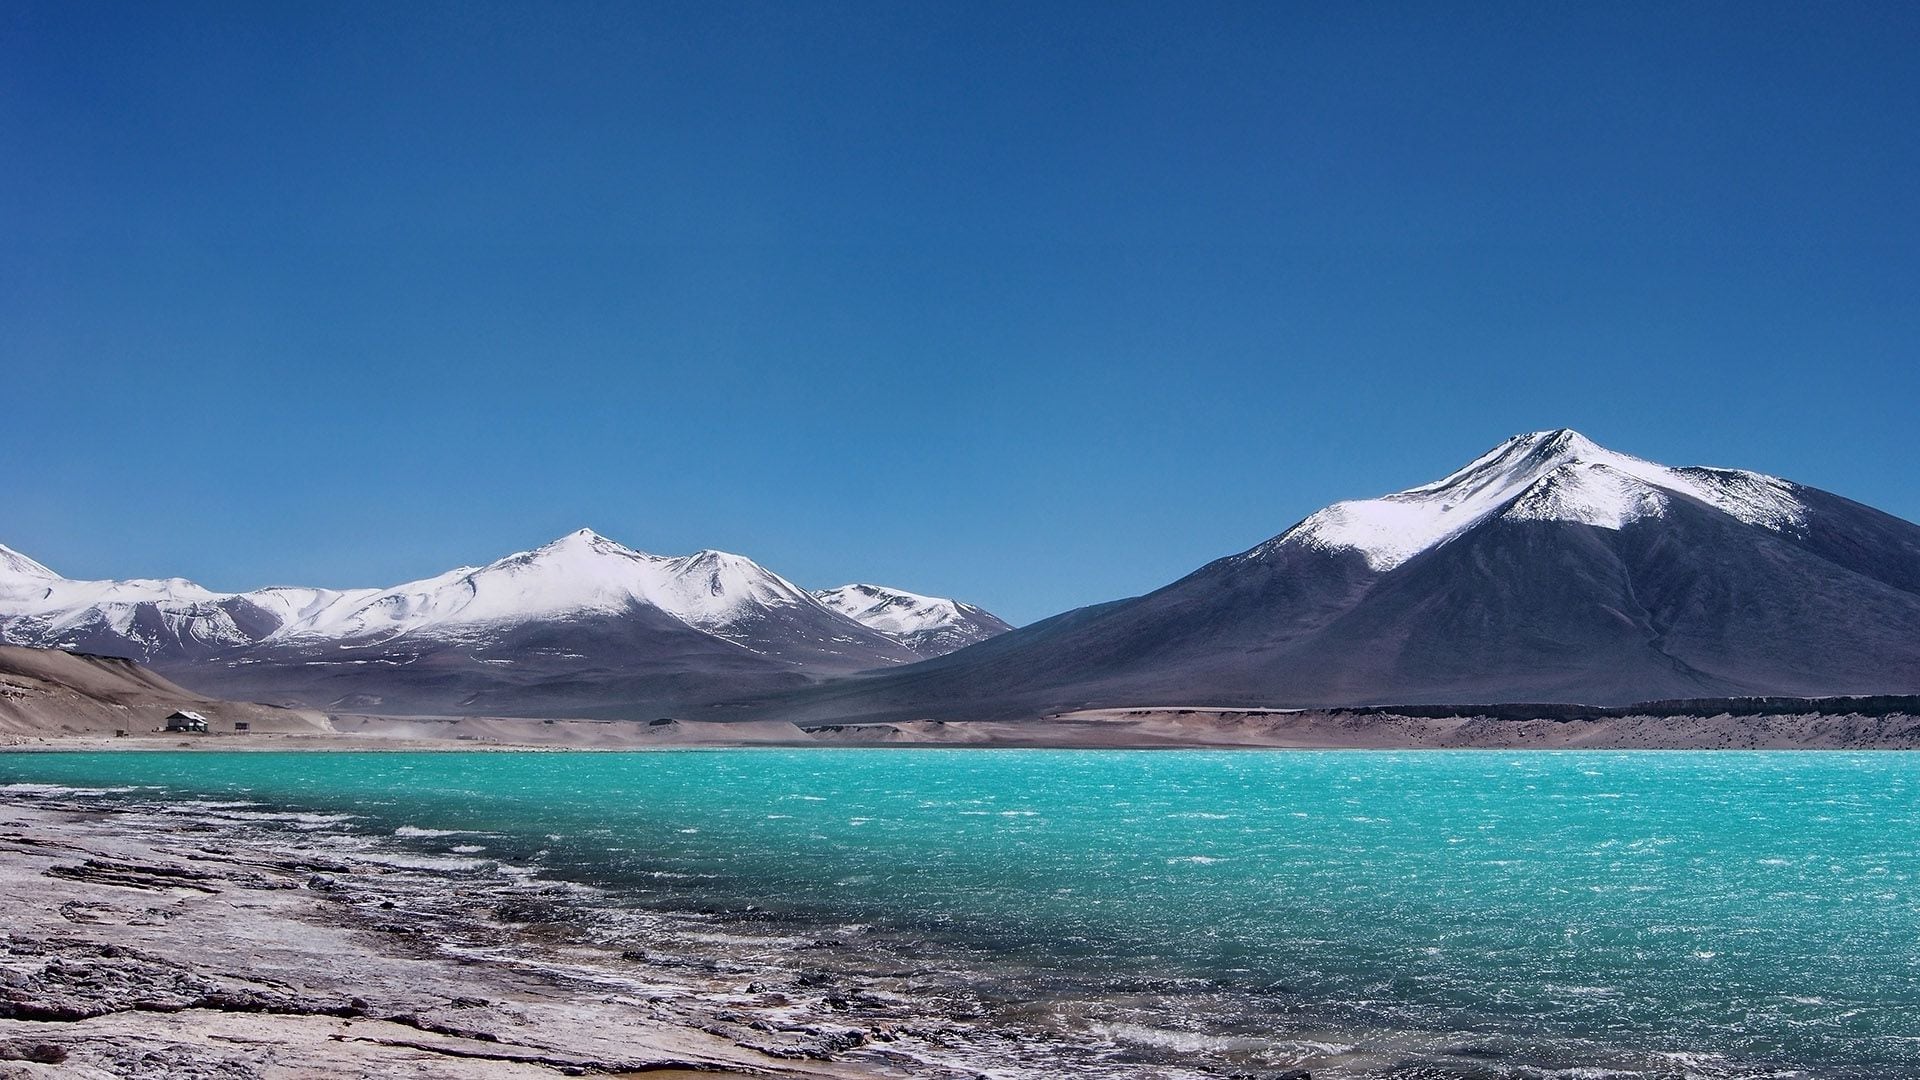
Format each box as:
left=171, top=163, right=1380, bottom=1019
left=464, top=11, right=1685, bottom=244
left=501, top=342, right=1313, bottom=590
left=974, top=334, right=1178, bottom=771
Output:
left=163, top=710, right=209, bottom=733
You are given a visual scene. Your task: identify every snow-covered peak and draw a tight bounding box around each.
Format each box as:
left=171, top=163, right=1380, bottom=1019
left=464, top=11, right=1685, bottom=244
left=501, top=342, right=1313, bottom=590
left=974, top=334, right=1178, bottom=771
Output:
left=535, top=527, right=625, bottom=552
left=1270, top=429, right=1807, bottom=571
left=652, top=549, right=817, bottom=629
left=259, top=532, right=817, bottom=642
left=815, top=583, right=968, bottom=636
left=0, top=543, right=244, bottom=656
left=0, top=543, right=372, bottom=627
left=268, top=531, right=646, bottom=641
left=0, top=547, right=223, bottom=615
left=813, top=583, right=1013, bottom=656
left=0, top=544, right=58, bottom=582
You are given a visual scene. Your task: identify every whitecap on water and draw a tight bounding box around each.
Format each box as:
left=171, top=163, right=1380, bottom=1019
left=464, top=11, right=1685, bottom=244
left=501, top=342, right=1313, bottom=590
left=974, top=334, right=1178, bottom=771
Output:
left=356, top=851, right=498, bottom=872
left=1, top=782, right=138, bottom=796
left=214, top=810, right=357, bottom=829
left=394, top=825, right=480, bottom=838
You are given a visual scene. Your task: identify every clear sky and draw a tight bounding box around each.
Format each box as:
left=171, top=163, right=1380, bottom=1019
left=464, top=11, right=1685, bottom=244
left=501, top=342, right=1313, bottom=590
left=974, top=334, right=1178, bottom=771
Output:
left=4, top=2, right=1917, bottom=625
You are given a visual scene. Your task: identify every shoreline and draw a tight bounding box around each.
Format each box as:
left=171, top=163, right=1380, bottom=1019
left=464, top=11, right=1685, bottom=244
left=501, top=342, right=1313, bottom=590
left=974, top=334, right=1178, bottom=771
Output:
left=0, top=793, right=910, bottom=1079
left=0, top=780, right=1263, bottom=1079
left=5, top=700, right=1920, bottom=753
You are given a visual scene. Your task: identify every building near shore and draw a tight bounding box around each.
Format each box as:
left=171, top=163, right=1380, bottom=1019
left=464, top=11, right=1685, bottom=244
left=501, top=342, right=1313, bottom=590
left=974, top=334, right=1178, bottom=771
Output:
left=163, top=711, right=209, bottom=733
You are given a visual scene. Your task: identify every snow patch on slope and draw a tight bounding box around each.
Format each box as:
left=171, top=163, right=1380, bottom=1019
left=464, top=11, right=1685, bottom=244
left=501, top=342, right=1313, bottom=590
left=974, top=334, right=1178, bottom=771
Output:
left=1671, top=467, right=1808, bottom=532
left=1502, top=463, right=1671, bottom=529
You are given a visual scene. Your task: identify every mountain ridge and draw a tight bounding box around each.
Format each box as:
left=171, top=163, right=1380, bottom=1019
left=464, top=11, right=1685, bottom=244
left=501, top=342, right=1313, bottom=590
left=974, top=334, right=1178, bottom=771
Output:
left=0, top=529, right=1010, bottom=715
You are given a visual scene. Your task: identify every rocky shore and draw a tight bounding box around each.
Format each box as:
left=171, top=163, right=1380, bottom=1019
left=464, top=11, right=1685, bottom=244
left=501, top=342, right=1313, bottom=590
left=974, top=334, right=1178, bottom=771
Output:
left=0, top=794, right=936, bottom=1079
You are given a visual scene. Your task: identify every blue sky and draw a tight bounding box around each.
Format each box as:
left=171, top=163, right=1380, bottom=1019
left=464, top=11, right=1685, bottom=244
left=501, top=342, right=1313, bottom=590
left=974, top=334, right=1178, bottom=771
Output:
left=4, top=2, right=1917, bottom=625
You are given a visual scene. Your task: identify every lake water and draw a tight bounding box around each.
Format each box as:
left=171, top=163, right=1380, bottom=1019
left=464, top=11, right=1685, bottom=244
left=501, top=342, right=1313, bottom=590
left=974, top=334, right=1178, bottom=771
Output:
left=5, top=749, right=1918, bottom=1078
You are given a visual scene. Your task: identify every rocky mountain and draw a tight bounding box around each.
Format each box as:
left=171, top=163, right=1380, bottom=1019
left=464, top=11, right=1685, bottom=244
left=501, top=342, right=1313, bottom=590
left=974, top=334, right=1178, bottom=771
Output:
left=812, top=584, right=1012, bottom=657
left=0, top=530, right=1004, bottom=717
left=745, top=430, right=1920, bottom=723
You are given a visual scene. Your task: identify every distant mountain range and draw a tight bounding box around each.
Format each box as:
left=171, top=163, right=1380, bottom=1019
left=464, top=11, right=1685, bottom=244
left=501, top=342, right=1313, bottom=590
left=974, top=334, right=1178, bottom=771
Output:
left=7, top=429, right=1920, bottom=721
left=0, top=529, right=1009, bottom=716
left=742, top=430, right=1920, bottom=723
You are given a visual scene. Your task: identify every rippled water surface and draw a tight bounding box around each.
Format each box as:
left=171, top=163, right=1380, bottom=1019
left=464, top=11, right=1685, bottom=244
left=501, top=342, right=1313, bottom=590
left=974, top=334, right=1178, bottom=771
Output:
left=5, top=749, right=1918, bottom=1077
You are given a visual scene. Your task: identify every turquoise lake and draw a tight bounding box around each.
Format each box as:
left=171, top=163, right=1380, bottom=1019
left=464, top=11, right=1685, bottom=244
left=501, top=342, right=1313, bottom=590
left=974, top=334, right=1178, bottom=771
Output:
left=5, top=749, right=1917, bottom=1077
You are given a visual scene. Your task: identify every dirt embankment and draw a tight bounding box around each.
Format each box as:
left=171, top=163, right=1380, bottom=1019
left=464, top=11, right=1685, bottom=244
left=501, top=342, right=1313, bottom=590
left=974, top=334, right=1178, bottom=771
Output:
left=0, top=645, right=332, bottom=741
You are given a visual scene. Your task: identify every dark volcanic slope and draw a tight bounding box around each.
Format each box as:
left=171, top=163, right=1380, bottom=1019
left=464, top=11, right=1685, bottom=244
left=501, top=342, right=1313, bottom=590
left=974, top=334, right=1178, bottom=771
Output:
left=733, top=431, right=1920, bottom=724
left=181, top=606, right=824, bottom=718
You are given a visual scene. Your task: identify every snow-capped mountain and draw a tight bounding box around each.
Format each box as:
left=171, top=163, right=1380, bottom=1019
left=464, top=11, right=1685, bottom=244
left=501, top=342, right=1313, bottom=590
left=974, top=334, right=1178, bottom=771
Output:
left=745, top=430, right=1920, bottom=724
left=0, top=541, right=286, bottom=660
left=0, top=529, right=956, bottom=715
left=812, top=583, right=1012, bottom=657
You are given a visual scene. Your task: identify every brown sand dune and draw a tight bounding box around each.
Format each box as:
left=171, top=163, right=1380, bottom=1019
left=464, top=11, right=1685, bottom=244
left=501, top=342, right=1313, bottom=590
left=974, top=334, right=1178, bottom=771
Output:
left=0, top=645, right=333, bottom=741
